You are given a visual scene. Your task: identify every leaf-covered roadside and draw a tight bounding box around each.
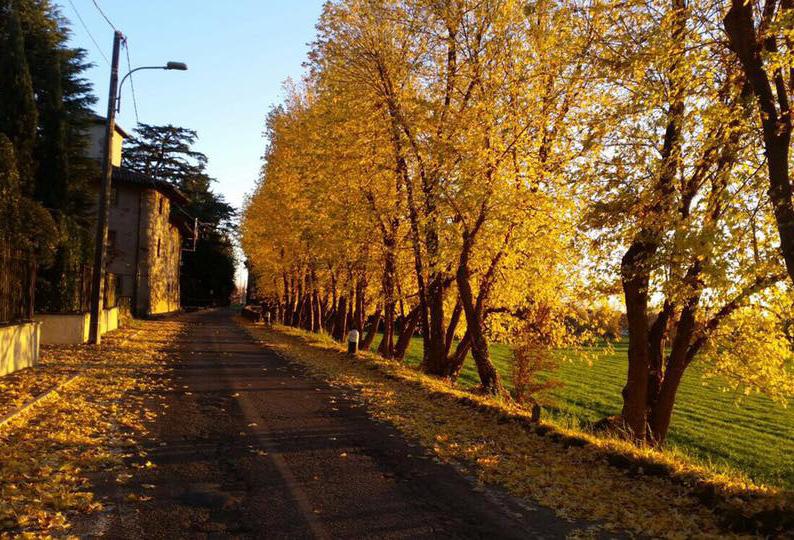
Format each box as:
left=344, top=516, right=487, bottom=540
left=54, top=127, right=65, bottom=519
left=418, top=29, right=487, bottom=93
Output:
left=0, top=320, right=183, bottom=536
left=0, top=339, right=114, bottom=420
left=242, top=321, right=793, bottom=539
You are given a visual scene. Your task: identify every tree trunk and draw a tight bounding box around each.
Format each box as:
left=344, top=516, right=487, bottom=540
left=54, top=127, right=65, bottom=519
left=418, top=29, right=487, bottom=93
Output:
left=345, top=285, right=354, bottom=336
left=354, top=276, right=366, bottom=333
left=283, top=272, right=293, bottom=325
left=647, top=359, right=687, bottom=445
left=646, top=301, right=672, bottom=410
left=469, top=323, right=501, bottom=394
left=394, top=307, right=420, bottom=361
left=620, top=243, right=653, bottom=440
left=619, top=0, right=686, bottom=439
left=292, top=273, right=303, bottom=327
left=724, top=0, right=794, bottom=285
left=332, top=295, right=348, bottom=342
left=306, top=294, right=314, bottom=331
left=444, top=299, right=463, bottom=359
left=361, top=308, right=381, bottom=352
left=762, top=119, right=794, bottom=284
left=419, top=273, right=452, bottom=375
left=296, top=294, right=305, bottom=329
left=312, top=290, right=322, bottom=332
left=427, top=276, right=449, bottom=371
left=379, top=237, right=397, bottom=358
left=377, top=312, right=394, bottom=357
left=647, top=292, right=699, bottom=443
left=456, top=239, right=502, bottom=395
left=446, top=330, right=471, bottom=381
left=378, top=74, right=431, bottom=363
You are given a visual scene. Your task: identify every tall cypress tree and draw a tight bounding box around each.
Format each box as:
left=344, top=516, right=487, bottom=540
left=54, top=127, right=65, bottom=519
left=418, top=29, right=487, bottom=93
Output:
left=0, top=2, right=57, bottom=264
left=1, top=0, right=97, bottom=312
left=0, top=0, right=38, bottom=195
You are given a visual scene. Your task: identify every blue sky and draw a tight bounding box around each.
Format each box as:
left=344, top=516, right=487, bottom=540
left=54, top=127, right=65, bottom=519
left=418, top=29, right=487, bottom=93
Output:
left=57, top=0, right=326, bottom=212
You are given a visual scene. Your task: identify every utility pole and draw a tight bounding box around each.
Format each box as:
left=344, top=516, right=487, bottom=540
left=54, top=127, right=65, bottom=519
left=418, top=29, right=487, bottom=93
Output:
left=89, top=30, right=123, bottom=344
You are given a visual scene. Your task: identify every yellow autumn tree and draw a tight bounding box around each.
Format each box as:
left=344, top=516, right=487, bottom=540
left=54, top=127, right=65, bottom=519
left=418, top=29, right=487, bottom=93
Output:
left=242, top=0, right=793, bottom=434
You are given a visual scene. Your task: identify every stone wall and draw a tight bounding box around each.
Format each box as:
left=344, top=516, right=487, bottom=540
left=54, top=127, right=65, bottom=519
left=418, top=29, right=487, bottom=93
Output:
left=138, top=190, right=181, bottom=316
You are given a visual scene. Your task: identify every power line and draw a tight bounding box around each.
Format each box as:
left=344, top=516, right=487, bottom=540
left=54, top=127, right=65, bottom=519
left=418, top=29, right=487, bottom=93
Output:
left=65, top=0, right=110, bottom=66
left=123, top=38, right=140, bottom=124
left=90, top=0, right=117, bottom=31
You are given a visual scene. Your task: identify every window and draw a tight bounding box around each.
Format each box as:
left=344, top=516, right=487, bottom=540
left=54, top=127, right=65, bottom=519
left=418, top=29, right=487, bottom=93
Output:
left=157, top=237, right=161, bottom=257
left=158, top=196, right=164, bottom=215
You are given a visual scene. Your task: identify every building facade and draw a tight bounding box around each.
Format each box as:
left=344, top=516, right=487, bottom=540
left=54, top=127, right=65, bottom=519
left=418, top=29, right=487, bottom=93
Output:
left=89, top=116, right=192, bottom=317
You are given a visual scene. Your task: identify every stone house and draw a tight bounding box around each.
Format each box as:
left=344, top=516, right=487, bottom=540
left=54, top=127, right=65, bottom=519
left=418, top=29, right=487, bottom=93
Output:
left=107, top=167, right=193, bottom=316
left=89, top=116, right=194, bottom=318
left=33, top=117, right=193, bottom=346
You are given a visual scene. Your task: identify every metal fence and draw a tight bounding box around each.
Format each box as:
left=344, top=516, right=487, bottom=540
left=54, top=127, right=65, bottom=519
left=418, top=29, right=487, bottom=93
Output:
left=67, top=266, right=119, bottom=311
left=1, top=236, right=120, bottom=321
left=0, top=244, right=36, bottom=325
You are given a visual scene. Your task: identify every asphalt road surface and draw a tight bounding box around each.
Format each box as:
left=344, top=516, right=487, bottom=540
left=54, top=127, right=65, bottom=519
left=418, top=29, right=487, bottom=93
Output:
left=80, top=310, right=580, bottom=539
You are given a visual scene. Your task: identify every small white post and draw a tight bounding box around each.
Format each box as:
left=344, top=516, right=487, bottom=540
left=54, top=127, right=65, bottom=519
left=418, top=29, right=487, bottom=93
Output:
left=347, top=329, right=359, bottom=356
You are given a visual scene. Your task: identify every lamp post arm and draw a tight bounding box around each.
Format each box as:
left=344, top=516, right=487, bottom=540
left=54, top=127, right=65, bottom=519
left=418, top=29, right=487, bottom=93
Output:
left=117, top=66, right=172, bottom=112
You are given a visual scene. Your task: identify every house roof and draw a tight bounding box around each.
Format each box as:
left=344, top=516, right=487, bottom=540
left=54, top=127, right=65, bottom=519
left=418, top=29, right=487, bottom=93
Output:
left=89, top=114, right=130, bottom=138
left=112, top=166, right=189, bottom=206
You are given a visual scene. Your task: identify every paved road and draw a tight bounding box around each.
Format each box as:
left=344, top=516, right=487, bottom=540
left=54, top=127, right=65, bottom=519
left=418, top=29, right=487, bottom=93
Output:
left=86, top=310, right=577, bottom=539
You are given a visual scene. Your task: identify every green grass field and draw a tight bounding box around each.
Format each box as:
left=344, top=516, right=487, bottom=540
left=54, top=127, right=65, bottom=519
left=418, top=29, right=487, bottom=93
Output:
left=370, top=336, right=794, bottom=490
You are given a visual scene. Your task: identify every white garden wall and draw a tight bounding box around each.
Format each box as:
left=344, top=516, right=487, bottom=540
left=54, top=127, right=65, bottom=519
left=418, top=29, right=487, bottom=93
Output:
left=35, top=307, right=120, bottom=345
left=0, top=321, right=41, bottom=376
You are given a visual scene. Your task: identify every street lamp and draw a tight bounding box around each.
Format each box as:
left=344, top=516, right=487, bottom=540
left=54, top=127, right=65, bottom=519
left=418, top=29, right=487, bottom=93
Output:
left=88, top=29, right=188, bottom=344
left=117, top=61, right=189, bottom=112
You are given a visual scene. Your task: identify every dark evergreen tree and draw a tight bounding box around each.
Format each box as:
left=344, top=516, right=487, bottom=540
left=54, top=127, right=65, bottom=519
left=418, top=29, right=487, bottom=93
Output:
left=0, top=133, right=57, bottom=260
left=0, top=0, right=97, bottom=312
left=0, top=0, right=38, bottom=193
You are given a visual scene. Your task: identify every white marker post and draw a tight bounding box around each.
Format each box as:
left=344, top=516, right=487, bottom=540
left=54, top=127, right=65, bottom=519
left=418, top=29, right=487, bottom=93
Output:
left=347, top=329, right=359, bottom=356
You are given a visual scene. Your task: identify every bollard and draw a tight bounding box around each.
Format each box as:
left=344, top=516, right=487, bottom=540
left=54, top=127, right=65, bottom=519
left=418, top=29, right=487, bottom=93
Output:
left=347, top=329, right=359, bottom=356
left=265, top=311, right=271, bottom=325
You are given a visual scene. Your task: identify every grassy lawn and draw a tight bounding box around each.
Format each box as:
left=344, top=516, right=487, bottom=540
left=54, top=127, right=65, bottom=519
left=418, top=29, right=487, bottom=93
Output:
left=370, top=336, right=794, bottom=490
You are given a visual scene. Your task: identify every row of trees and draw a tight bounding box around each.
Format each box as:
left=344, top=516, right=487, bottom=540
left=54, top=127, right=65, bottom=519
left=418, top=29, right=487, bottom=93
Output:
left=242, top=0, right=794, bottom=445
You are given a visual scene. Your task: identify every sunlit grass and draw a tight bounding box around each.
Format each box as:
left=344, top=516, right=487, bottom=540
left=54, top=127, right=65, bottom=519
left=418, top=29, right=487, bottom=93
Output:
left=370, top=335, right=794, bottom=489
